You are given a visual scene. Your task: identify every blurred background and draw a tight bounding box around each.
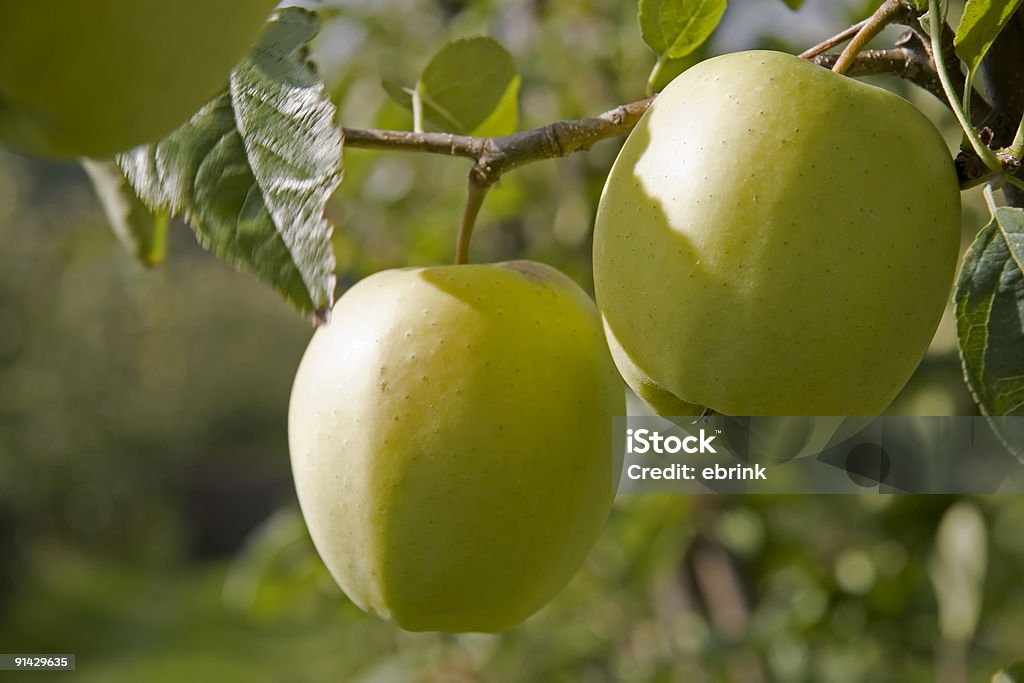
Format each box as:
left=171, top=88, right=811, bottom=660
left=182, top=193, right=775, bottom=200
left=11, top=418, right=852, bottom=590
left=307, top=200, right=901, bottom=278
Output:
left=1, top=0, right=1021, bottom=681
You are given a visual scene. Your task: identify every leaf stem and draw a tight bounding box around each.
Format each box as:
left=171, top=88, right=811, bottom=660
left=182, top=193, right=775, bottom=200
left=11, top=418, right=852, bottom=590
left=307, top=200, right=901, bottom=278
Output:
left=1009, top=114, right=1024, bottom=162
left=928, top=0, right=1002, bottom=174
left=412, top=88, right=425, bottom=134
left=1005, top=174, right=1024, bottom=193
left=144, top=210, right=170, bottom=267
left=646, top=57, right=665, bottom=97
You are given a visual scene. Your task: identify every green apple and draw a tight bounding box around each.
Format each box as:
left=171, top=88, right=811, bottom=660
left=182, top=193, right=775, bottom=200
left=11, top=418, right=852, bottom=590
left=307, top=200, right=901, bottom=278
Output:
left=288, top=261, right=624, bottom=632
left=0, top=0, right=278, bottom=159
left=594, top=50, right=961, bottom=416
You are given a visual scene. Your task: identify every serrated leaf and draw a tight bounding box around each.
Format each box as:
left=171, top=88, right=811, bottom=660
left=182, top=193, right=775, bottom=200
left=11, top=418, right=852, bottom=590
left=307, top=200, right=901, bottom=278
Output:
left=928, top=502, right=987, bottom=643
left=955, top=205, right=1024, bottom=457
left=638, top=0, right=728, bottom=60
left=415, top=37, right=519, bottom=136
left=82, top=159, right=169, bottom=266
left=117, top=7, right=341, bottom=318
left=955, top=0, right=1024, bottom=79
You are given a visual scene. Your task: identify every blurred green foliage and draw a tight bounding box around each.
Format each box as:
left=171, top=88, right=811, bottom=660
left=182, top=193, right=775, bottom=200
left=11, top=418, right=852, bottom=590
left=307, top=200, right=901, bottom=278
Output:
left=0, top=0, right=1021, bottom=681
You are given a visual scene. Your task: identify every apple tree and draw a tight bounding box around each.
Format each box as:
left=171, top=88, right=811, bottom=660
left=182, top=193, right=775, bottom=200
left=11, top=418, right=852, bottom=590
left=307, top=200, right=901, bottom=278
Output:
left=5, top=0, right=1024, bottom=679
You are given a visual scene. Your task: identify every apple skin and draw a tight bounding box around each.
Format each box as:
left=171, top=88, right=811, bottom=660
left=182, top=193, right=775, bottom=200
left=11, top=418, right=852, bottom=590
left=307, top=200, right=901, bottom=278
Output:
left=0, top=0, right=278, bottom=159
left=288, top=261, right=624, bottom=633
left=594, top=50, right=961, bottom=416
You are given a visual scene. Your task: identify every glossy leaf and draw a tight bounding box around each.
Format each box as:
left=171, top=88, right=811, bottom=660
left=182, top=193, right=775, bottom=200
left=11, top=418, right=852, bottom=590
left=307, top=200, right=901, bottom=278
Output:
left=955, top=0, right=1024, bottom=78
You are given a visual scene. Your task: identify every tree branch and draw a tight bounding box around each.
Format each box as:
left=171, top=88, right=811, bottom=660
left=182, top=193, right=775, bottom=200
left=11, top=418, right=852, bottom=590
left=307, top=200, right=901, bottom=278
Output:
left=831, top=0, right=913, bottom=75
left=812, top=42, right=943, bottom=101
left=339, top=13, right=988, bottom=261
left=343, top=39, right=981, bottom=191
left=799, top=18, right=870, bottom=60
left=342, top=98, right=652, bottom=189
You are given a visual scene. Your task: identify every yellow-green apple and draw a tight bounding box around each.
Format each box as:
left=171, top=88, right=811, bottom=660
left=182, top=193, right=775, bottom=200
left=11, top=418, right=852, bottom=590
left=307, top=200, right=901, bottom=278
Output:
left=288, top=261, right=624, bottom=632
left=0, top=0, right=278, bottom=159
left=594, top=50, right=961, bottom=417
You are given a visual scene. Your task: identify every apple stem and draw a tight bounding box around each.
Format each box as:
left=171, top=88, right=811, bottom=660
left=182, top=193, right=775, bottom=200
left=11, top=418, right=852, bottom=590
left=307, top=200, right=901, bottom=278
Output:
left=831, top=0, right=911, bottom=76
left=455, top=174, right=491, bottom=265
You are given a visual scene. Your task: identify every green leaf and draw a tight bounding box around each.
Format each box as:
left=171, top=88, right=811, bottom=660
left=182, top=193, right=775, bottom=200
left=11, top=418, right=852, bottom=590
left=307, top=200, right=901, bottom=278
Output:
left=928, top=502, right=987, bottom=644
left=415, top=37, right=520, bottom=136
left=955, top=204, right=1024, bottom=456
left=82, top=159, right=169, bottom=267
left=955, top=0, right=1024, bottom=78
left=638, top=0, right=728, bottom=60
left=381, top=78, right=413, bottom=109
left=117, top=8, right=341, bottom=318
left=779, top=0, right=806, bottom=9
left=994, top=662, right=1024, bottom=683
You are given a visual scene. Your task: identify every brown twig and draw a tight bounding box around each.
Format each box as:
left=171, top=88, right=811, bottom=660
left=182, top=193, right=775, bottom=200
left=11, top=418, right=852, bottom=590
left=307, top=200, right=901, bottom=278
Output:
left=832, top=0, right=915, bottom=75
left=340, top=3, right=989, bottom=261
left=799, top=18, right=870, bottom=60
left=343, top=98, right=652, bottom=189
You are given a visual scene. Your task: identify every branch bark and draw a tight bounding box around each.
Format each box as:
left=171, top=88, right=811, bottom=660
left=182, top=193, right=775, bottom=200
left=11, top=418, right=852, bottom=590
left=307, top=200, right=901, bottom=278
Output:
left=830, top=0, right=914, bottom=75
left=339, top=10, right=999, bottom=260
left=343, top=98, right=652, bottom=189
left=343, top=42, right=978, bottom=191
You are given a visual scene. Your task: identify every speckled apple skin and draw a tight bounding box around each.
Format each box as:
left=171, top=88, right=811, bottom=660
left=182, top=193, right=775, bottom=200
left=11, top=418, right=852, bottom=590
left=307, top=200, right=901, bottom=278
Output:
left=594, top=50, right=961, bottom=416
left=288, top=261, right=624, bottom=633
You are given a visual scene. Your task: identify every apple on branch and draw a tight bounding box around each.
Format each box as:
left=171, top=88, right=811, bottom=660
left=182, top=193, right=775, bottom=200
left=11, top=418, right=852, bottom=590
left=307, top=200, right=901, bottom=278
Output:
left=594, top=50, right=961, bottom=417
left=288, top=261, right=624, bottom=633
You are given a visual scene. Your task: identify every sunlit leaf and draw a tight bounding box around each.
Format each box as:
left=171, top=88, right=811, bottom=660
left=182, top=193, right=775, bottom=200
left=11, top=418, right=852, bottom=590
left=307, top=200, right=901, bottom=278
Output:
left=416, top=37, right=520, bottom=137
left=117, top=8, right=341, bottom=318
left=638, top=0, right=728, bottom=60
left=955, top=0, right=1024, bottom=79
